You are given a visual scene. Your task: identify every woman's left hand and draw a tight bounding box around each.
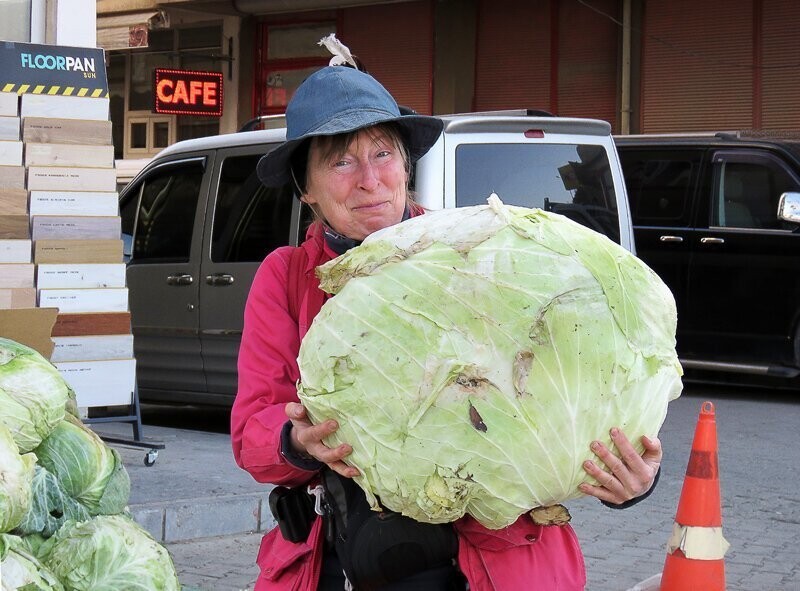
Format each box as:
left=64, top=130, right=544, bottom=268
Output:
left=578, top=427, right=662, bottom=505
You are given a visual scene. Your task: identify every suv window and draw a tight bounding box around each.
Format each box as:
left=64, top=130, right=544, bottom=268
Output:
left=211, top=154, right=294, bottom=262
left=454, top=143, right=620, bottom=242
left=710, top=155, right=798, bottom=230
left=621, top=150, right=701, bottom=226
left=120, top=159, right=205, bottom=263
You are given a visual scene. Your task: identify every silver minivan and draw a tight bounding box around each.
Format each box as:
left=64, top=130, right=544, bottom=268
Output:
left=119, top=111, right=632, bottom=406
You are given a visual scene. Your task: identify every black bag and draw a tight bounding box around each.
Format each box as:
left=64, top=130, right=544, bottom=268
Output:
left=321, top=469, right=459, bottom=591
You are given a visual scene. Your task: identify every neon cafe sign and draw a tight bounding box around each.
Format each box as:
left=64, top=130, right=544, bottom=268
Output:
left=154, top=69, right=223, bottom=116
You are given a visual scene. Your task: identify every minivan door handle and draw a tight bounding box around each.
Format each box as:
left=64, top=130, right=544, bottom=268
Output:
left=659, top=235, right=684, bottom=243
left=205, top=273, right=235, bottom=286
left=700, top=237, right=725, bottom=245
left=166, top=273, right=194, bottom=286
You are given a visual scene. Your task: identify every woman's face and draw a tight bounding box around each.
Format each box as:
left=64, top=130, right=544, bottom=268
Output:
left=302, top=127, right=408, bottom=241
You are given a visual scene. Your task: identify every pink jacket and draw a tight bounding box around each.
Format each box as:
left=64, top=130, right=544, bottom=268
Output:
left=231, top=223, right=587, bottom=591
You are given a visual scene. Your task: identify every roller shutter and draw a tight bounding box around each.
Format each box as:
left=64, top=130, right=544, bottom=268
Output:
left=641, top=0, right=753, bottom=132
left=557, top=0, right=619, bottom=129
left=474, top=0, right=553, bottom=113
left=761, top=0, right=800, bottom=130
left=341, top=1, right=434, bottom=114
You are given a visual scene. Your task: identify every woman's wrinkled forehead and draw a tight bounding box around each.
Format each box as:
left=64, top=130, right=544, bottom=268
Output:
left=310, top=124, right=405, bottom=165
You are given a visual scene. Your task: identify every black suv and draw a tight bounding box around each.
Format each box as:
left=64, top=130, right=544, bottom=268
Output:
left=616, top=132, right=800, bottom=389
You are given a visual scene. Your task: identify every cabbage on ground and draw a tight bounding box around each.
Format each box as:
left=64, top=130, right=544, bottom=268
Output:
left=34, top=414, right=130, bottom=516
left=0, top=424, right=36, bottom=533
left=0, top=338, right=72, bottom=453
left=38, top=515, right=180, bottom=591
left=0, top=533, right=64, bottom=591
left=298, top=197, right=682, bottom=529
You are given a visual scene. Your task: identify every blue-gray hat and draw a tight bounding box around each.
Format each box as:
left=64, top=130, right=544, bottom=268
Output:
left=256, top=66, right=444, bottom=187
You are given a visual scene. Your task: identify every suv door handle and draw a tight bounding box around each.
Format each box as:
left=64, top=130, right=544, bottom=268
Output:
left=659, top=235, right=684, bottom=243
left=700, top=237, right=725, bottom=245
left=206, top=273, right=235, bottom=286
left=166, top=273, right=194, bottom=286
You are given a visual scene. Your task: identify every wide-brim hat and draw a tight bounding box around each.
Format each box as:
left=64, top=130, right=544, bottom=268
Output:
left=256, top=66, right=444, bottom=188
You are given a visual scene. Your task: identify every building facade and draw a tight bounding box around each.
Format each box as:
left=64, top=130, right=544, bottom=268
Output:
left=93, top=0, right=800, bottom=161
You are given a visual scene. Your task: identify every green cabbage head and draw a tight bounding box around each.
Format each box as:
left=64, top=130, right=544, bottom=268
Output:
left=298, top=197, right=682, bottom=529
left=0, top=338, right=72, bottom=453
left=38, top=515, right=180, bottom=591
left=15, top=465, right=91, bottom=538
left=0, top=533, right=64, bottom=591
left=34, top=414, right=130, bottom=516
left=0, top=424, right=36, bottom=533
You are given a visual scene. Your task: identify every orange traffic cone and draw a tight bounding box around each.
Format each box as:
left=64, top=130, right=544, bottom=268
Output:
left=660, top=401, right=729, bottom=591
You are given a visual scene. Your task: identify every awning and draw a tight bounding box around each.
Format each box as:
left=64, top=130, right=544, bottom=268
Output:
left=96, top=11, right=169, bottom=51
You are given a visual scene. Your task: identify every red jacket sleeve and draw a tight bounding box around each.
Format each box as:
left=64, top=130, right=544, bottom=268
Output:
left=230, top=246, right=317, bottom=487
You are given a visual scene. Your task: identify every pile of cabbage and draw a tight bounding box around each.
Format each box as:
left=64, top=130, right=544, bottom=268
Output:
left=0, top=337, right=179, bottom=590
left=298, top=196, right=683, bottom=530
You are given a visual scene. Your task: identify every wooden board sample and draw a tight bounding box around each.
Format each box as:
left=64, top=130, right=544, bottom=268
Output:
left=55, top=358, right=136, bottom=407
left=34, top=239, right=122, bottom=264
left=29, top=191, right=118, bottom=217
left=52, top=311, right=131, bottom=336
left=50, top=333, right=134, bottom=362
left=22, top=117, right=112, bottom=145
left=0, top=141, right=22, bottom=166
left=0, top=116, right=20, bottom=141
left=0, top=239, right=31, bottom=262
left=0, top=188, right=28, bottom=215
left=0, top=215, right=29, bottom=239
left=0, top=166, right=25, bottom=189
left=31, top=216, right=121, bottom=240
left=0, top=263, right=34, bottom=287
left=24, top=143, right=115, bottom=168
left=36, top=263, right=126, bottom=289
left=26, top=166, right=117, bottom=192
left=20, top=95, right=109, bottom=121
left=0, top=93, right=18, bottom=117
left=38, top=287, right=128, bottom=313
left=0, top=287, right=36, bottom=308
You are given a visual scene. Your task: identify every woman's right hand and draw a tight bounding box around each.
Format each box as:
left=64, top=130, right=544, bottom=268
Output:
left=285, top=402, right=360, bottom=478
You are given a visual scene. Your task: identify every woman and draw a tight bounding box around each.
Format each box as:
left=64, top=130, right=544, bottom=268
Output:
left=231, top=65, right=662, bottom=591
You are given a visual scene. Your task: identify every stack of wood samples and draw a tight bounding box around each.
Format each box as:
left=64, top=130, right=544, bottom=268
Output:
left=0, top=92, right=34, bottom=308
left=21, top=93, right=135, bottom=408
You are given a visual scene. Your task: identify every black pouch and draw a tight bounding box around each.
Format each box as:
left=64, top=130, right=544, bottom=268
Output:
left=268, top=485, right=316, bottom=543
left=321, top=470, right=458, bottom=591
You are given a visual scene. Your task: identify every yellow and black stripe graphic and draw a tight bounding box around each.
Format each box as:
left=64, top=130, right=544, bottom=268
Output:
left=1, top=84, right=109, bottom=98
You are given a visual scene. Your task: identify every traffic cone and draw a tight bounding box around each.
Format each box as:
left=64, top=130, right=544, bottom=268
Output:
left=660, top=401, right=729, bottom=591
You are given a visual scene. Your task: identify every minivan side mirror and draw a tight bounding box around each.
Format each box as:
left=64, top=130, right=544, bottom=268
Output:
left=778, top=192, right=800, bottom=224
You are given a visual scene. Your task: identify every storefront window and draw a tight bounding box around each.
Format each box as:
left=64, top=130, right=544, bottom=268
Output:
left=0, top=0, right=32, bottom=42
left=257, top=21, right=335, bottom=116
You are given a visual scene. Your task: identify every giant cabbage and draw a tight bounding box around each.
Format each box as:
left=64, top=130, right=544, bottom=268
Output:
left=0, top=424, right=35, bottom=533
left=0, top=338, right=72, bottom=453
left=298, top=197, right=682, bottom=529
left=34, top=414, right=130, bottom=516
left=38, top=515, right=180, bottom=591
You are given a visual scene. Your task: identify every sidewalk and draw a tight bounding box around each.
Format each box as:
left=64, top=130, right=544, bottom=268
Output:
left=95, top=421, right=277, bottom=544
left=95, top=392, right=800, bottom=591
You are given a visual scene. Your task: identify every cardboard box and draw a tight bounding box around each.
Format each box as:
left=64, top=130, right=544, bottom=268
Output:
left=38, top=287, right=128, bottom=313
left=36, top=263, right=126, bottom=289
left=26, top=166, right=117, bottom=192
left=50, top=333, right=134, bottom=362
left=0, top=239, right=32, bottom=263
left=24, top=143, right=115, bottom=168
left=0, top=116, right=20, bottom=141
left=0, top=287, right=36, bottom=309
left=0, top=307, right=57, bottom=358
left=55, top=358, right=136, bottom=407
left=31, top=215, right=121, bottom=240
left=0, top=188, right=29, bottom=215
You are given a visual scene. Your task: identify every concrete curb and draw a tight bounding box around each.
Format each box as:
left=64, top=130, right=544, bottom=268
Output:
left=130, top=491, right=278, bottom=543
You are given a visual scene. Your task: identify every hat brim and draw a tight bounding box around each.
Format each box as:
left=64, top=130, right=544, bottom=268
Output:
left=256, top=114, right=443, bottom=188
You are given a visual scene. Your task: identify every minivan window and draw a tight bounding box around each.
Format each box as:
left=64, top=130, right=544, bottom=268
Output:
left=212, top=154, right=294, bottom=262
left=455, top=143, right=620, bottom=242
left=121, top=161, right=204, bottom=262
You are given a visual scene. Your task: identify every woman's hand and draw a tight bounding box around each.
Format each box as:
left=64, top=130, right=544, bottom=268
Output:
left=285, top=402, right=360, bottom=478
left=579, top=427, right=662, bottom=505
